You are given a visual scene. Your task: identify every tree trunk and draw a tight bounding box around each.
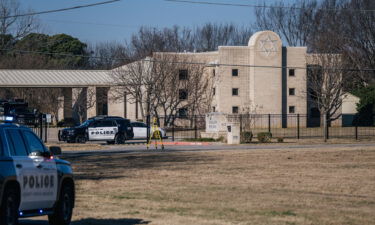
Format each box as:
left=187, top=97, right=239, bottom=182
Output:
left=323, top=113, right=327, bottom=142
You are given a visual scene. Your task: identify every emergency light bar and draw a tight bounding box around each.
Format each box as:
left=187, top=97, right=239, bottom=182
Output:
left=0, top=115, right=15, bottom=122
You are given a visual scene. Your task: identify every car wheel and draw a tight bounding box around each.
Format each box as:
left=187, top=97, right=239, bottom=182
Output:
left=75, top=135, right=86, bottom=144
left=0, top=188, right=19, bottom=225
left=48, top=184, right=74, bottom=225
left=114, top=133, right=126, bottom=144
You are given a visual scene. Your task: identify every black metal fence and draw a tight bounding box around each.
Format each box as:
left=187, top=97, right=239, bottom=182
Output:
left=228, top=114, right=375, bottom=139
left=154, top=114, right=375, bottom=140
left=22, top=114, right=49, bottom=142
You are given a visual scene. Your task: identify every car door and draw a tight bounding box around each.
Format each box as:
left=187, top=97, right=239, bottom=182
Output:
left=6, top=129, right=57, bottom=211
left=132, top=122, right=147, bottom=139
left=88, top=120, right=118, bottom=141
left=21, top=130, right=58, bottom=210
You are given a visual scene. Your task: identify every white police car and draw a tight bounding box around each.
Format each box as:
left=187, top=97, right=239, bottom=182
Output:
left=0, top=116, right=75, bottom=225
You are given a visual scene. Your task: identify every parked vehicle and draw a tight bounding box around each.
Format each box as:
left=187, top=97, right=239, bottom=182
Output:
left=1, top=100, right=39, bottom=126
left=131, top=121, right=167, bottom=139
left=0, top=116, right=75, bottom=225
left=59, top=116, right=134, bottom=144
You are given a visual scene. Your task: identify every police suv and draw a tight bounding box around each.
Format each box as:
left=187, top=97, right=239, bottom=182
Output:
left=59, top=116, right=134, bottom=144
left=0, top=116, right=75, bottom=225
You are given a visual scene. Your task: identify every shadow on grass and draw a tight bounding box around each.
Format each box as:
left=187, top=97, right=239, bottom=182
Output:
left=20, top=218, right=150, bottom=225
left=61, top=151, right=216, bottom=181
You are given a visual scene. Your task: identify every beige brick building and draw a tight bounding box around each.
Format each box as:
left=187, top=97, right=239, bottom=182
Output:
left=0, top=31, right=359, bottom=127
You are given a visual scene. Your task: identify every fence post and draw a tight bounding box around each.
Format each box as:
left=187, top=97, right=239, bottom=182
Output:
left=268, top=114, right=271, bottom=133
left=194, top=115, right=198, bottom=139
left=172, top=116, right=175, bottom=142
left=39, top=113, right=43, bottom=140
left=239, top=114, right=243, bottom=132
left=297, top=114, right=300, bottom=139
left=355, top=125, right=358, bottom=140
left=146, top=115, right=150, bottom=144
left=44, top=114, right=48, bottom=143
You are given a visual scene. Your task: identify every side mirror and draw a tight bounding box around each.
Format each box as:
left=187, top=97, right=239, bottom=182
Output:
left=49, top=146, right=62, bottom=156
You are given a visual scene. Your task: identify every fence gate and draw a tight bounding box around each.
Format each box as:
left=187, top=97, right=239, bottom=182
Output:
left=23, top=114, right=49, bottom=143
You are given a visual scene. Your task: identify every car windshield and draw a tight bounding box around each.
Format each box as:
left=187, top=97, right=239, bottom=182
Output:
left=79, top=119, right=93, bottom=127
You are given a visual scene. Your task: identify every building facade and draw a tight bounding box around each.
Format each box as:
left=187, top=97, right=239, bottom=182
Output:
left=0, top=31, right=359, bottom=127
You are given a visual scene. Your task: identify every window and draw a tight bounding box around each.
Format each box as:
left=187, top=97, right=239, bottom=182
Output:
left=212, top=106, right=216, bottom=112
left=23, top=131, right=45, bottom=154
left=213, top=69, right=216, bottom=77
left=289, top=88, right=295, bottom=96
left=213, top=88, right=216, bottom=96
left=179, top=89, right=188, bottom=100
left=6, top=129, right=28, bottom=156
left=289, top=106, right=296, bottom=114
left=232, top=88, right=239, bottom=96
left=178, top=108, right=188, bottom=118
left=232, top=106, right=239, bottom=114
left=179, top=69, right=188, bottom=80
left=232, top=69, right=239, bottom=77
left=289, top=69, right=295, bottom=76
left=97, top=120, right=116, bottom=127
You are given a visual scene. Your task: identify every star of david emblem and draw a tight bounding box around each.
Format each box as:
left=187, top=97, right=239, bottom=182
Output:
left=259, top=35, right=278, bottom=57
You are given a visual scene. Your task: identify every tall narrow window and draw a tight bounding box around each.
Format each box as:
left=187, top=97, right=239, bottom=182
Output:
left=289, top=106, right=295, bottom=114
left=213, top=88, right=216, bottom=96
left=179, top=69, right=188, bottom=80
left=179, top=89, right=188, bottom=100
left=289, top=69, right=295, bottom=77
left=213, top=69, right=216, bottom=77
left=289, top=88, right=295, bottom=96
left=178, top=108, right=188, bottom=117
left=232, top=69, right=239, bottom=77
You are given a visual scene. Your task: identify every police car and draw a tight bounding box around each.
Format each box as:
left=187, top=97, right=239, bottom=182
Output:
left=0, top=116, right=75, bottom=225
left=58, top=116, right=134, bottom=144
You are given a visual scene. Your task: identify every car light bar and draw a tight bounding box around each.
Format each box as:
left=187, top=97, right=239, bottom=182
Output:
left=0, top=115, right=15, bottom=122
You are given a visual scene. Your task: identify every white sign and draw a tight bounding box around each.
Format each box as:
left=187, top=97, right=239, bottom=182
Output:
left=45, top=114, right=52, bottom=123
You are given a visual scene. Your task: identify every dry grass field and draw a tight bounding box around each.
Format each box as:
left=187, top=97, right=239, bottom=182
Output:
left=32, top=145, right=375, bottom=225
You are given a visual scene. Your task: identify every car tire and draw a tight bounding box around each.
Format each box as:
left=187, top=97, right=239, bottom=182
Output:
left=0, top=188, right=19, bottom=225
left=114, top=133, right=126, bottom=144
left=75, top=135, right=86, bottom=144
left=48, top=184, right=74, bottom=225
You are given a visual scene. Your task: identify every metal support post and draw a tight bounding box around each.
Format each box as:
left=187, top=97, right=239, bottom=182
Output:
left=172, top=116, right=175, bottom=142
left=297, top=114, right=300, bottom=139
left=268, top=114, right=271, bottom=133
left=194, top=115, right=198, bottom=139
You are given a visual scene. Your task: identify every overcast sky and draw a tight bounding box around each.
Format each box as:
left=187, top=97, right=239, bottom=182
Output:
left=19, top=0, right=290, bottom=44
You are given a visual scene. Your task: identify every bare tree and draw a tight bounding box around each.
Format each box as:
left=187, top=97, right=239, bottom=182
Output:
left=0, top=0, right=40, bottom=45
left=111, top=57, right=156, bottom=121
left=307, top=53, right=345, bottom=141
left=88, top=41, right=129, bottom=69
left=255, top=0, right=319, bottom=47
left=72, top=87, right=96, bottom=123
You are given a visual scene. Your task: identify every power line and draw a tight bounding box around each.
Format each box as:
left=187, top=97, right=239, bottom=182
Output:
left=165, top=0, right=375, bottom=13
left=46, top=19, right=140, bottom=29
left=1, top=47, right=374, bottom=72
left=0, top=0, right=121, bottom=19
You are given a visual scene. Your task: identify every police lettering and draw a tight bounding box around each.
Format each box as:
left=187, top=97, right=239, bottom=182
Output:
left=23, top=175, right=54, bottom=189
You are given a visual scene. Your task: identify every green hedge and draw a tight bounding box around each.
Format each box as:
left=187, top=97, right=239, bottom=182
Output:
left=257, top=132, right=272, bottom=143
left=241, top=131, right=253, bottom=143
